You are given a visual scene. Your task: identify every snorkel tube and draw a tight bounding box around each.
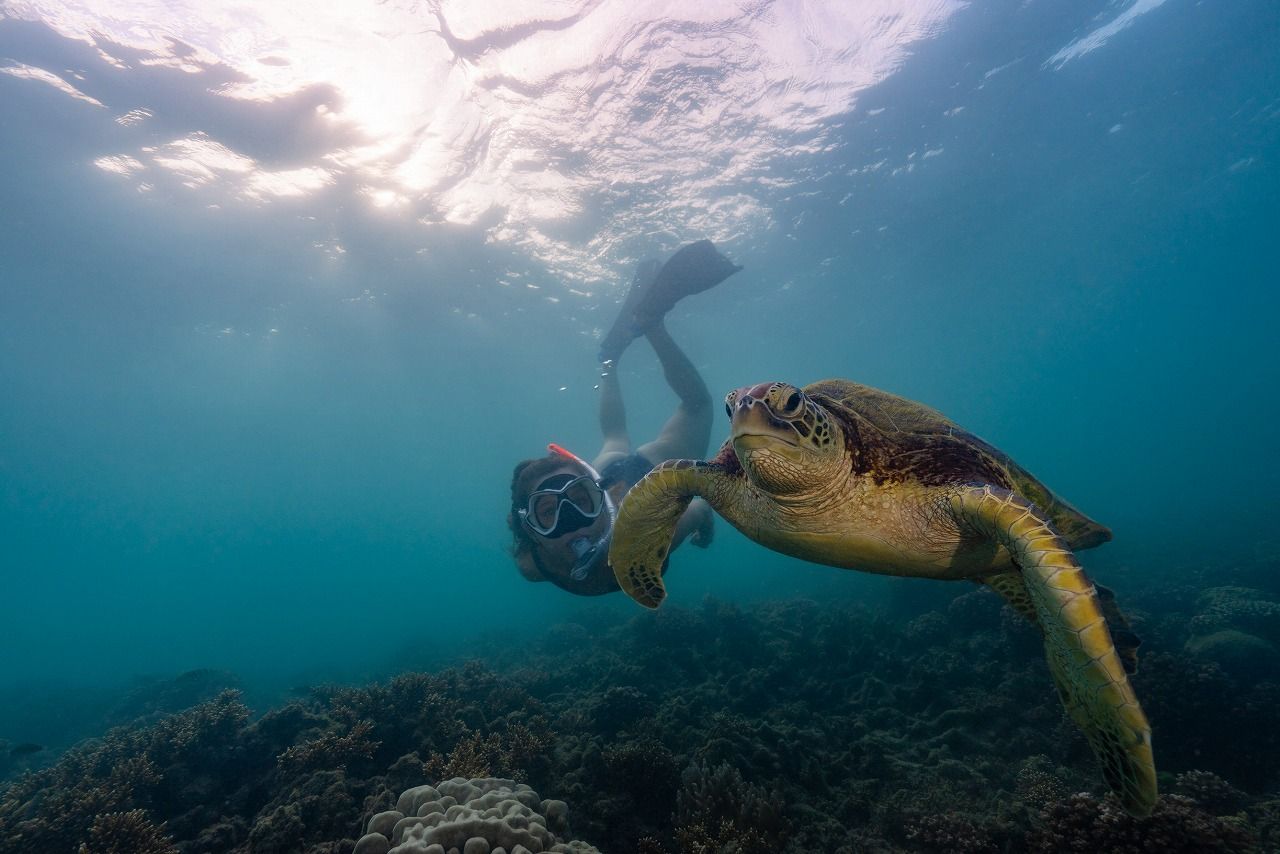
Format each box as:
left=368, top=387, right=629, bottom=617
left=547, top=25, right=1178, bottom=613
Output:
left=546, top=443, right=617, bottom=581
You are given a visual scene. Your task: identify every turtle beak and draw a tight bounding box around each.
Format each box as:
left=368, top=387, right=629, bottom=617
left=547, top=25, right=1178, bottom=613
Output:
left=728, top=385, right=764, bottom=426
left=729, top=384, right=795, bottom=446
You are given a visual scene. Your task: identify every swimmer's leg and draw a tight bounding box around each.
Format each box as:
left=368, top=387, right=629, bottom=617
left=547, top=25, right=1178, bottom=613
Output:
left=636, top=321, right=713, bottom=462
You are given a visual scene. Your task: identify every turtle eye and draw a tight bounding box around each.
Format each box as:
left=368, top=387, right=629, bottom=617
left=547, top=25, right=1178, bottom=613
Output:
left=724, top=392, right=736, bottom=418
left=783, top=391, right=802, bottom=414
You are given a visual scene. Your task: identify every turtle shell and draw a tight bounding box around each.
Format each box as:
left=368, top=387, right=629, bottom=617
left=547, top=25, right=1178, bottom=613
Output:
left=803, top=379, right=1111, bottom=550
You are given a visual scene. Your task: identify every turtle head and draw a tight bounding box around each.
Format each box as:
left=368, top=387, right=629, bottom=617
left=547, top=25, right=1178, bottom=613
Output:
left=725, top=382, right=841, bottom=494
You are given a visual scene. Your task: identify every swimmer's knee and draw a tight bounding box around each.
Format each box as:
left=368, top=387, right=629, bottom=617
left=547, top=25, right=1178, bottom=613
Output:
left=681, top=383, right=712, bottom=414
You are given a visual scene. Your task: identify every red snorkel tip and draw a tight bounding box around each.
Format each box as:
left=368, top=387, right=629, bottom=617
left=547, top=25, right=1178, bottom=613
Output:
left=548, top=443, right=586, bottom=465
left=547, top=443, right=607, bottom=486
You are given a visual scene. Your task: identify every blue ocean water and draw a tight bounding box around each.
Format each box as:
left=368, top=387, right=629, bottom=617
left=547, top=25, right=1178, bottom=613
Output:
left=0, top=0, right=1277, bottom=788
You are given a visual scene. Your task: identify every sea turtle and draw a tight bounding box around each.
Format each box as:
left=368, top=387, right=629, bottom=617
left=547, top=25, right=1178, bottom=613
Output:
left=608, top=379, right=1157, bottom=816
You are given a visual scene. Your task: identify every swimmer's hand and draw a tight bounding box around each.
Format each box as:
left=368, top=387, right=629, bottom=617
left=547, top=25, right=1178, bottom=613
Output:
left=671, top=497, right=714, bottom=550
left=690, top=500, right=714, bottom=548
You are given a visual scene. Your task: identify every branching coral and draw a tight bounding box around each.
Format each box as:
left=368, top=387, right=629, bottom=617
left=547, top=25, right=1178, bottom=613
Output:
left=0, top=692, right=246, bottom=853
left=424, top=721, right=550, bottom=782
left=145, top=689, right=248, bottom=765
left=76, top=809, right=177, bottom=854
left=675, top=761, right=787, bottom=853
left=1014, top=756, right=1071, bottom=811
left=106, top=669, right=242, bottom=726
left=904, top=811, right=999, bottom=854
left=278, top=720, right=381, bottom=773
left=599, top=740, right=679, bottom=820
left=247, top=769, right=361, bottom=854
left=590, top=686, right=654, bottom=735
left=1027, top=793, right=1257, bottom=852
left=1174, top=770, right=1247, bottom=815
left=675, top=818, right=774, bottom=854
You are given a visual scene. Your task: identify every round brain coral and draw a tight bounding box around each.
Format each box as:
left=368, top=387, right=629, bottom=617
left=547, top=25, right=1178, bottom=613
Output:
left=353, top=777, right=601, bottom=854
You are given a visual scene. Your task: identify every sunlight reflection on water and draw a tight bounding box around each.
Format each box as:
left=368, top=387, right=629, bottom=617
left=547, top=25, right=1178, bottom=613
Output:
left=3, top=0, right=963, bottom=283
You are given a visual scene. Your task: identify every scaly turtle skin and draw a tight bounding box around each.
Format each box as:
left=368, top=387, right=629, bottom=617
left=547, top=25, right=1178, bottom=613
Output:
left=609, top=379, right=1156, bottom=816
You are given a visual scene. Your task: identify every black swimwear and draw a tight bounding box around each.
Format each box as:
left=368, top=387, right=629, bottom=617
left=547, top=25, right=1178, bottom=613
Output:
left=599, top=451, right=655, bottom=490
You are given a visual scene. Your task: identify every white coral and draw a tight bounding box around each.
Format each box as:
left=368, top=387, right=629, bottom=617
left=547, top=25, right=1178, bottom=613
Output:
left=354, top=777, right=600, bottom=854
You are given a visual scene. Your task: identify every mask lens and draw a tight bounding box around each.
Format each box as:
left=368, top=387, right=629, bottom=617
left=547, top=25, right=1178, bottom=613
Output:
left=564, top=479, right=603, bottom=515
left=531, top=492, right=562, bottom=530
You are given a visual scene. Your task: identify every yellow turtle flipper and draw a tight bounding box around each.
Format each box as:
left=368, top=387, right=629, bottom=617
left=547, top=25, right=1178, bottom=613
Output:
left=955, top=485, right=1157, bottom=816
left=609, top=459, right=719, bottom=608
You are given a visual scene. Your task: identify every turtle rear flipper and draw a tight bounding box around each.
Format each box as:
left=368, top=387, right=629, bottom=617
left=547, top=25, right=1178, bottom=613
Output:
left=981, top=572, right=1038, bottom=623
left=954, top=485, right=1156, bottom=817
left=609, top=459, right=731, bottom=608
left=1095, top=583, right=1141, bottom=675
left=982, top=574, right=1141, bottom=675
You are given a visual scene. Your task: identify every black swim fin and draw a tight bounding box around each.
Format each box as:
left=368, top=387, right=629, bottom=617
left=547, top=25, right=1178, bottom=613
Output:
left=598, top=258, right=660, bottom=363
left=597, top=240, right=742, bottom=363
left=631, top=239, right=742, bottom=327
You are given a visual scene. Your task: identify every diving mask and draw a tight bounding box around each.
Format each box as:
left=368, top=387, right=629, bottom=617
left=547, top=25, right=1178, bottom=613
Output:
left=520, top=474, right=606, bottom=537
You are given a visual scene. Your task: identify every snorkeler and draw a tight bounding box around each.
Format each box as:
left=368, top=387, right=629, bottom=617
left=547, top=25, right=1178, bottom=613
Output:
left=508, top=240, right=742, bottom=595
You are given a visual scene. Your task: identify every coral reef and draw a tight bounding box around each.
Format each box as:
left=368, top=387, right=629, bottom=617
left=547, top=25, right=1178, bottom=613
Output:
left=1190, top=587, right=1280, bottom=641
left=2, top=550, right=1277, bottom=852
left=279, top=721, right=381, bottom=773
left=1182, top=587, right=1280, bottom=685
left=1013, top=756, right=1071, bottom=812
left=106, top=670, right=244, bottom=727
left=904, top=812, right=999, bottom=854
left=1026, top=792, right=1256, bottom=852
left=0, top=691, right=245, bottom=853
left=673, top=760, right=787, bottom=854
left=77, top=809, right=178, bottom=854
left=1174, top=770, right=1247, bottom=815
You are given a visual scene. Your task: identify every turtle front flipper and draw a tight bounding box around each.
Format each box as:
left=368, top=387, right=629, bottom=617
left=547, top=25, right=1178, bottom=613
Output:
left=953, top=485, right=1156, bottom=816
left=610, top=460, right=728, bottom=608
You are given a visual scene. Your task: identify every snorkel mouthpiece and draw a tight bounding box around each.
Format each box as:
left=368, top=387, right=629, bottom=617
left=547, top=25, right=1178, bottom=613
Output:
left=569, top=536, right=596, bottom=580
